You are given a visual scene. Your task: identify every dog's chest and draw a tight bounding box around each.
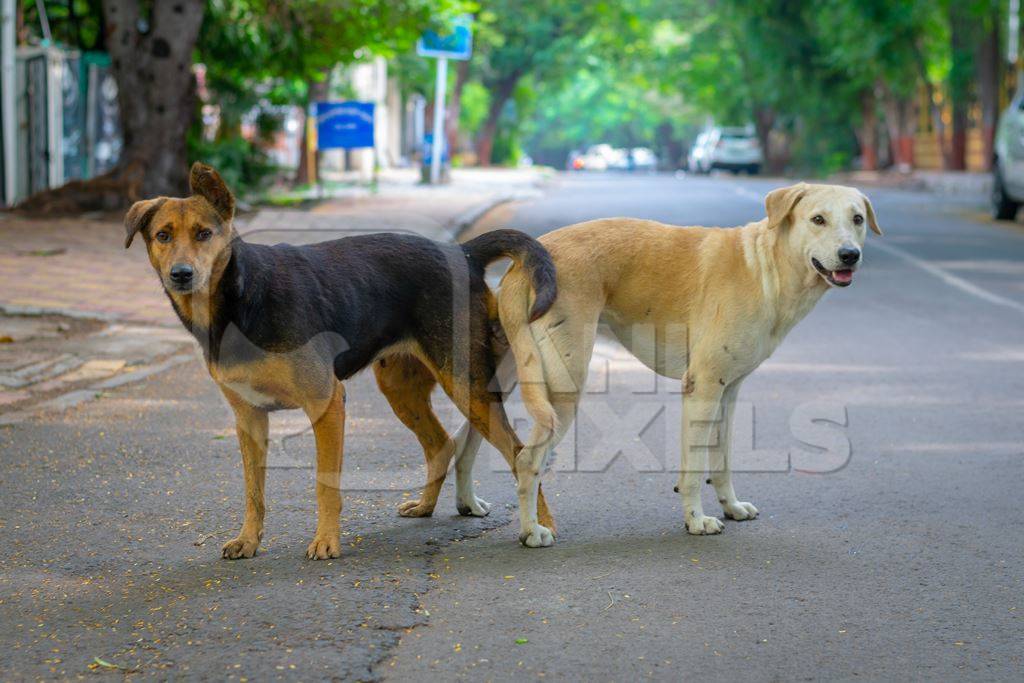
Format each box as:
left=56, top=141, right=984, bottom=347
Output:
left=208, top=359, right=304, bottom=410
left=223, top=379, right=279, bottom=408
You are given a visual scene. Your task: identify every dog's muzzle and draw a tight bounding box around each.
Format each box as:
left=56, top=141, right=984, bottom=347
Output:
left=168, top=263, right=195, bottom=292
left=811, top=257, right=855, bottom=287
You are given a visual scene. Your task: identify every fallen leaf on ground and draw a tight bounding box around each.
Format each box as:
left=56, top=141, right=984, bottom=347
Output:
left=89, top=656, right=137, bottom=673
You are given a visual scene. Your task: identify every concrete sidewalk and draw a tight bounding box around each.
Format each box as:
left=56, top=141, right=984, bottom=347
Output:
left=833, top=169, right=992, bottom=197
left=0, top=167, right=546, bottom=423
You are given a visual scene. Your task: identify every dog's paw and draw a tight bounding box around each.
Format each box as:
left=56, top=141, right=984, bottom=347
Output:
left=456, top=495, right=491, bottom=517
left=397, top=499, right=435, bottom=518
left=221, top=535, right=259, bottom=560
left=723, top=501, right=759, bottom=521
left=518, top=524, right=555, bottom=548
left=686, top=514, right=724, bottom=535
left=305, top=533, right=341, bottom=560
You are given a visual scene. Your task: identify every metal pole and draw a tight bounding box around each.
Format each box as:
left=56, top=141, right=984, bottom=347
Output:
left=1, top=0, right=16, bottom=205
left=430, top=56, right=447, bottom=185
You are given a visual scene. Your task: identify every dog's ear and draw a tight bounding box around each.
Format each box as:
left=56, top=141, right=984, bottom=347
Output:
left=124, top=197, right=168, bottom=249
left=860, top=192, right=882, bottom=236
left=765, top=183, right=808, bottom=230
left=189, top=162, right=235, bottom=221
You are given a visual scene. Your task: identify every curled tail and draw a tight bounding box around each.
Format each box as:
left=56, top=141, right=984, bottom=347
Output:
left=462, top=229, right=558, bottom=438
left=461, top=229, right=556, bottom=322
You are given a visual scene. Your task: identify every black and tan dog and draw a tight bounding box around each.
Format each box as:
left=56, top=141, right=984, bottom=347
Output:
left=125, top=162, right=556, bottom=559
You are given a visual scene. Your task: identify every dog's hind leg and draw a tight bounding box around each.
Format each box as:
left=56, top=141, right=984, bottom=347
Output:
left=514, top=397, right=578, bottom=547
left=450, top=421, right=490, bottom=516
left=433, top=358, right=559, bottom=535
left=513, top=311, right=595, bottom=547
left=374, top=354, right=457, bottom=518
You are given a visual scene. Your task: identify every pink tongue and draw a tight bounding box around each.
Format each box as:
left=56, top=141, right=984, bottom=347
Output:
left=832, top=269, right=853, bottom=284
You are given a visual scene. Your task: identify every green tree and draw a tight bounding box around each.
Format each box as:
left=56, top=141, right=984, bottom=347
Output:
left=468, top=1, right=618, bottom=165
left=19, top=0, right=455, bottom=211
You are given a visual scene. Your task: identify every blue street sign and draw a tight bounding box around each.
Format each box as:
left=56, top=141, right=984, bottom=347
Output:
left=315, top=101, right=375, bottom=150
left=422, top=133, right=448, bottom=164
left=416, top=15, right=473, bottom=60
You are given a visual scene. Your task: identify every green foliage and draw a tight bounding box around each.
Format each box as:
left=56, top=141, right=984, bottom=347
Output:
left=21, top=0, right=105, bottom=50
left=460, top=81, right=491, bottom=134
left=188, top=134, right=276, bottom=197
left=469, top=0, right=997, bottom=173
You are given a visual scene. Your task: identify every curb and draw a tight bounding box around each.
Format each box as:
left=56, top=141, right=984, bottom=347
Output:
left=446, top=195, right=517, bottom=241
left=1, top=186, right=538, bottom=425
left=0, top=353, right=193, bottom=426
left=0, top=303, right=121, bottom=323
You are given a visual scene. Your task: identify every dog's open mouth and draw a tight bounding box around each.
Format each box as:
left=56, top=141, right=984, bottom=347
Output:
left=811, top=258, right=854, bottom=287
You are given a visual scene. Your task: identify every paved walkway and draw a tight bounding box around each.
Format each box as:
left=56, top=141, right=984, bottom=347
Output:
left=0, top=167, right=545, bottom=421
left=0, top=167, right=544, bottom=326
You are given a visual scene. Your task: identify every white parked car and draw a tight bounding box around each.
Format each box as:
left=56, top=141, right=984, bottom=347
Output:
left=687, top=127, right=763, bottom=174
left=993, top=94, right=1024, bottom=219
left=630, top=147, right=658, bottom=171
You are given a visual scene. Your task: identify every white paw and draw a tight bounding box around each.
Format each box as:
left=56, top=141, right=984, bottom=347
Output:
left=457, top=495, right=491, bottom=517
left=723, top=501, right=758, bottom=521
left=518, top=524, right=554, bottom=548
left=686, top=514, right=724, bottom=535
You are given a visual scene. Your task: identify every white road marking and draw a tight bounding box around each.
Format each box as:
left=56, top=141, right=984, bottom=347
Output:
left=730, top=183, right=1024, bottom=317
left=871, top=240, right=1024, bottom=316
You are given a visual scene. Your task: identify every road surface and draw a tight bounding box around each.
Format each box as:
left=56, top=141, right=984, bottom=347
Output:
left=2, top=173, right=1022, bottom=680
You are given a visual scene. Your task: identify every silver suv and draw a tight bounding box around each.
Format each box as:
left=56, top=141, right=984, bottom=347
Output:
left=687, top=126, right=763, bottom=174
left=993, top=93, right=1024, bottom=219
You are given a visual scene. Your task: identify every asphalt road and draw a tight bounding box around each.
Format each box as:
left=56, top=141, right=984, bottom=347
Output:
left=2, top=173, right=1022, bottom=680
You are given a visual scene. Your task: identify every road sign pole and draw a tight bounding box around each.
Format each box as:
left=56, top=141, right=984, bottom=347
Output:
left=1, top=0, right=17, bottom=205
left=430, top=56, right=448, bottom=185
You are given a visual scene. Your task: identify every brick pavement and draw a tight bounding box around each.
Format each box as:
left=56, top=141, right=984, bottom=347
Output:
left=0, top=167, right=543, bottom=325
left=0, top=167, right=544, bottom=420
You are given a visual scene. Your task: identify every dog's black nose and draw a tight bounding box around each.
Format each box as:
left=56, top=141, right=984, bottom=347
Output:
left=169, top=264, right=194, bottom=284
left=838, top=246, right=861, bottom=265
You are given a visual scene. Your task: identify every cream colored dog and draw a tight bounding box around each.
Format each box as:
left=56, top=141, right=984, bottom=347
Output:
left=477, top=183, right=881, bottom=546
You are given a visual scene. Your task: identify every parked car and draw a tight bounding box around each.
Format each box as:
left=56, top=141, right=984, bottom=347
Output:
left=567, top=144, right=615, bottom=171
left=567, top=144, right=658, bottom=172
left=630, top=147, right=658, bottom=171
left=687, top=127, right=763, bottom=174
left=993, top=95, right=1024, bottom=219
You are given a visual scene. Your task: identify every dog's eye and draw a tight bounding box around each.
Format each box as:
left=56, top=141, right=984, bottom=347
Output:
left=811, top=215, right=826, bottom=226
left=852, top=214, right=864, bottom=225
left=196, top=229, right=213, bottom=242
left=155, top=231, right=171, bottom=243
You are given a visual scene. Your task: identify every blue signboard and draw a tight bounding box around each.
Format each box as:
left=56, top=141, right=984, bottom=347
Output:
left=416, top=15, right=473, bottom=60
left=315, top=101, right=375, bottom=150
left=422, top=133, right=449, bottom=164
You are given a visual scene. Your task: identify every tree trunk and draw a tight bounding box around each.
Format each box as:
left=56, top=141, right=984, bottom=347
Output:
left=476, top=75, right=519, bottom=167
left=105, top=0, right=204, bottom=196
left=948, top=2, right=974, bottom=171
left=296, top=72, right=331, bottom=186
left=977, top=15, right=1000, bottom=170
left=857, top=89, right=879, bottom=171
left=656, top=121, right=682, bottom=170
left=445, top=60, right=470, bottom=158
left=15, top=0, right=204, bottom=213
left=883, top=89, right=916, bottom=172
left=753, top=106, right=776, bottom=172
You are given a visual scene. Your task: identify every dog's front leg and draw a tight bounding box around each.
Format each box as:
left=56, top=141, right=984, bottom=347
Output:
left=708, top=382, right=758, bottom=522
left=222, top=395, right=269, bottom=559
left=678, top=373, right=725, bottom=535
left=304, top=380, right=345, bottom=560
